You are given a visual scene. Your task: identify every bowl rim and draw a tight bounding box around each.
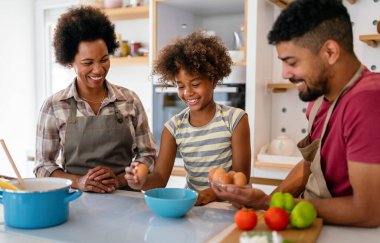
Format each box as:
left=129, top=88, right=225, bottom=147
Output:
left=3, top=178, right=72, bottom=194
left=144, top=188, right=198, bottom=201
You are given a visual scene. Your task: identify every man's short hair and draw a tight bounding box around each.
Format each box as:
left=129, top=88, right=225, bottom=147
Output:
left=268, top=0, right=354, bottom=54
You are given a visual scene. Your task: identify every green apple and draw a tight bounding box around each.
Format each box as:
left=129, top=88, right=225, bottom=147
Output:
left=269, top=192, right=295, bottom=212
left=290, top=201, right=317, bottom=229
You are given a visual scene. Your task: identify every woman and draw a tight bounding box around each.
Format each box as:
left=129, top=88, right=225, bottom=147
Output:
left=34, top=6, right=156, bottom=193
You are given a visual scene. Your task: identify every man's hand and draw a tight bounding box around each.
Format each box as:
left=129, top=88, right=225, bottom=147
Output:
left=212, top=184, right=270, bottom=209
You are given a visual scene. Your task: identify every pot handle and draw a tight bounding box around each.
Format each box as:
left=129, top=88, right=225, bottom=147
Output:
left=64, top=189, right=82, bottom=203
left=0, top=191, right=3, bottom=204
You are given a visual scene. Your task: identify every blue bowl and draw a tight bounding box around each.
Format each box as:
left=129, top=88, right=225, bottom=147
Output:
left=144, top=188, right=198, bottom=218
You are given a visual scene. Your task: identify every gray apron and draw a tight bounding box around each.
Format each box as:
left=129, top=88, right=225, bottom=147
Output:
left=297, top=65, right=365, bottom=199
left=63, top=98, right=134, bottom=176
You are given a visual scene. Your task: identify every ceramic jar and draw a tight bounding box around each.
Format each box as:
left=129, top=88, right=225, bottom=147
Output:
left=104, top=0, right=122, bottom=8
left=270, top=133, right=296, bottom=156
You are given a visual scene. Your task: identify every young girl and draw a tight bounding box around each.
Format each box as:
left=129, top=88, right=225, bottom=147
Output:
left=125, top=31, right=251, bottom=205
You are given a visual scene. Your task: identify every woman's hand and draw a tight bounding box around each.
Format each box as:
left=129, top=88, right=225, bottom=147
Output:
left=124, top=162, right=147, bottom=190
left=195, top=188, right=217, bottom=206
left=77, top=166, right=117, bottom=193
left=212, top=184, right=269, bottom=210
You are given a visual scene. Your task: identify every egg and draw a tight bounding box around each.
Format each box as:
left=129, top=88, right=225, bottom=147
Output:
left=208, top=168, right=218, bottom=181
left=212, top=168, right=226, bottom=182
left=227, top=170, right=236, bottom=180
left=135, top=163, right=149, bottom=180
left=233, top=172, right=247, bottom=186
left=217, top=173, right=233, bottom=184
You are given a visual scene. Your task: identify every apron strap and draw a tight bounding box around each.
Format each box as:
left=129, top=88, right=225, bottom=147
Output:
left=307, top=96, right=323, bottom=134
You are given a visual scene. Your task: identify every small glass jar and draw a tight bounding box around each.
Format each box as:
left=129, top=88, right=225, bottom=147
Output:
left=130, top=41, right=142, bottom=57
left=121, top=41, right=130, bottom=57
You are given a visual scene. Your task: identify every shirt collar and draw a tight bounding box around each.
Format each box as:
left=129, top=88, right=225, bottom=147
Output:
left=57, top=78, right=127, bottom=102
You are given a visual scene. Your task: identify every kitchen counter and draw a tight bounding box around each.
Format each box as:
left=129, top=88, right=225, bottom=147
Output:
left=1, top=190, right=379, bottom=242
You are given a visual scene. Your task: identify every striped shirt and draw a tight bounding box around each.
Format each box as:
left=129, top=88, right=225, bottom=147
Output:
left=165, top=104, right=246, bottom=191
left=34, top=80, right=157, bottom=177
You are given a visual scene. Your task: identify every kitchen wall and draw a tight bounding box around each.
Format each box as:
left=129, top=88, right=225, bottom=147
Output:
left=0, top=0, right=36, bottom=177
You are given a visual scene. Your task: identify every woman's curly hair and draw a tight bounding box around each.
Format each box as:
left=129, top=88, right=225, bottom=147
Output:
left=153, top=31, right=232, bottom=86
left=53, top=6, right=119, bottom=66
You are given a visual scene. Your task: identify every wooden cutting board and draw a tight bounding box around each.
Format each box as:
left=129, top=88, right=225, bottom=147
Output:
left=219, top=211, right=323, bottom=243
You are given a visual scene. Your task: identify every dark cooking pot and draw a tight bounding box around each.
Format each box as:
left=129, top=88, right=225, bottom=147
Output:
left=0, top=177, right=82, bottom=229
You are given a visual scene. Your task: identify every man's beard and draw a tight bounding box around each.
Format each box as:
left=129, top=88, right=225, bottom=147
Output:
left=298, top=83, right=325, bottom=102
left=290, top=74, right=328, bottom=102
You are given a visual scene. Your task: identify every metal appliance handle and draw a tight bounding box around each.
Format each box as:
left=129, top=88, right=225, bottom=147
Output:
left=154, top=86, right=238, bottom=94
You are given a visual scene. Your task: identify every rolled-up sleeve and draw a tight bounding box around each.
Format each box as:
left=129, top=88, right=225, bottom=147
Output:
left=34, top=98, right=62, bottom=177
left=131, top=94, right=157, bottom=169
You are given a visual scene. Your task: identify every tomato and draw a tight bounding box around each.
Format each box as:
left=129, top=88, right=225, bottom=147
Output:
left=234, top=209, right=258, bottom=231
left=264, top=207, right=289, bottom=231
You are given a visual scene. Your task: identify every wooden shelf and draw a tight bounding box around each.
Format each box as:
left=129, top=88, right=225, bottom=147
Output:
left=254, top=160, right=296, bottom=170
left=267, top=83, right=296, bottom=93
left=111, top=56, right=149, bottom=65
left=267, top=0, right=293, bottom=8
left=359, top=34, right=380, bottom=48
left=171, top=166, right=186, bottom=177
left=103, top=5, right=149, bottom=20
left=233, top=61, right=246, bottom=66
left=268, top=0, right=356, bottom=8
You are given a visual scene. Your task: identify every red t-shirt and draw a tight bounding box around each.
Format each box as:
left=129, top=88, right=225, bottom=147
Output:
left=307, top=68, right=380, bottom=197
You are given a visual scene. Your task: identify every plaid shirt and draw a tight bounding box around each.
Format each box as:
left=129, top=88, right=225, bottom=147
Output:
left=34, top=80, right=157, bottom=177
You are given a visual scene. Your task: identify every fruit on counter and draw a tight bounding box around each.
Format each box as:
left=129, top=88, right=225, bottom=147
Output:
left=270, top=192, right=295, bottom=212
left=264, top=207, right=289, bottom=231
left=290, top=201, right=317, bottom=229
left=233, top=172, right=248, bottom=186
left=134, top=163, right=149, bottom=180
left=235, top=208, right=258, bottom=231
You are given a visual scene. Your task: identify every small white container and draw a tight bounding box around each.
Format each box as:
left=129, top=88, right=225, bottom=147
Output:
left=104, top=0, right=122, bottom=8
left=270, top=133, right=296, bottom=156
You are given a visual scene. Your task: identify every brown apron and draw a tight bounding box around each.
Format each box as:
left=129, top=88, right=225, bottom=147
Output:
left=297, top=65, right=365, bottom=199
left=63, top=98, right=134, bottom=176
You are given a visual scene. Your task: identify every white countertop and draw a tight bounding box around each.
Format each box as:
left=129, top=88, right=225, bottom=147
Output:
left=1, top=190, right=379, bottom=243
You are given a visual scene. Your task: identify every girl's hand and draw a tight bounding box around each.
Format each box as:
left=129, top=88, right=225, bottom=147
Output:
left=195, top=188, right=217, bottom=206
left=124, top=162, right=147, bottom=190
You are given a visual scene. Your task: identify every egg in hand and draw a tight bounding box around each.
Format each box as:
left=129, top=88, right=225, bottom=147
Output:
left=134, top=163, right=149, bottom=180
left=208, top=168, right=247, bottom=186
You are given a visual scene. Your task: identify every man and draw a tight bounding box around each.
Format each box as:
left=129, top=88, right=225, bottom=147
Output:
left=212, top=0, right=380, bottom=227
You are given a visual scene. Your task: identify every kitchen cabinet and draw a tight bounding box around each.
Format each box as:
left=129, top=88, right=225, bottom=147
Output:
left=152, top=0, right=246, bottom=63
left=102, top=4, right=153, bottom=125
left=103, top=5, right=150, bottom=64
